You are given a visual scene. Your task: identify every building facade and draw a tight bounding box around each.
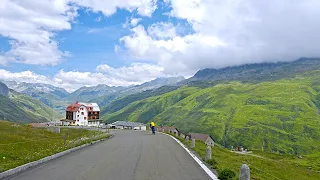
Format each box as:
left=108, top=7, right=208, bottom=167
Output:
left=188, top=133, right=215, bottom=146
left=62, top=102, right=102, bottom=127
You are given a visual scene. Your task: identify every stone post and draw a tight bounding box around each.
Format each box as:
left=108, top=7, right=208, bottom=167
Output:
left=162, top=129, right=165, bottom=133
left=240, top=164, right=250, bottom=180
left=205, top=145, right=211, bottom=161
left=186, top=136, right=189, bottom=143
left=191, top=139, right=195, bottom=148
left=175, top=131, right=178, bottom=137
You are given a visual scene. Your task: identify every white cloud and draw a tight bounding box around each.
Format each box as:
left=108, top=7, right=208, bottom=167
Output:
left=131, top=17, right=142, bottom=26
left=73, top=0, right=157, bottom=17
left=0, top=62, right=167, bottom=92
left=96, top=63, right=165, bottom=82
left=147, top=22, right=177, bottom=39
left=0, top=0, right=76, bottom=65
left=121, top=0, right=320, bottom=75
left=0, top=69, right=50, bottom=84
left=0, top=0, right=158, bottom=66
left=120, top=25, right=225, bottom=75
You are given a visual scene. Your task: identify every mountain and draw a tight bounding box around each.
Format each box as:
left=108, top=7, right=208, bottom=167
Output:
left=0, top=82, right=63, bottom=123
left=190, top=58, right=320, bottom=82
left=3, top=81, right=71, bottom=114
left=102, top=60, right=320, bottom=155
left=4, top=81, right=69, bottom=98
left=67, top=84, right=124, bottom=102
left=95, top=76, right=185, bottom=107
left=100, top=85, right=180, bottom=116
left=0, top=82, right=9, bottom=96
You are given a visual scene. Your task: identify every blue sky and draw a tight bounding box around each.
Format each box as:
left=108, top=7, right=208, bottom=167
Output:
left=1, top=0, right=320, bottom=91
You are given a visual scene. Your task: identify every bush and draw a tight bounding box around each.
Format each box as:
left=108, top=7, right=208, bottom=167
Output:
left=206, top=158, right=218, bottom=169
left=218, top=168, right=236, bottom=180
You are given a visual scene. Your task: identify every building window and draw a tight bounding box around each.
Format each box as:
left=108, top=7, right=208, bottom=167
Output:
left=77, top=120, right=79, bottom=122
left=81, top=112, right=84, bottom=115
left=84, top=117, right=87, bottom=120
left=77, top=115, right=79, bottom=117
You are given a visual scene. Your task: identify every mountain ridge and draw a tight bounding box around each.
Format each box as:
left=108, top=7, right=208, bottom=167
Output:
left=0, top=82, right=63, bottom=123
left=101, top=59, right=320, bottom=155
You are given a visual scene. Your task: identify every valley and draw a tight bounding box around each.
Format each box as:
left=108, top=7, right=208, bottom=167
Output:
left=1, top=58, right=320, bottom=179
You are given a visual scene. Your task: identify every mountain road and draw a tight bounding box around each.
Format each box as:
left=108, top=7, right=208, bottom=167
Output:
left=4, top=130, right=212, bottom=180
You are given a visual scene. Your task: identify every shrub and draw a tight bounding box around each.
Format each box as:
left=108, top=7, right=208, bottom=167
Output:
left=218, top=168, right=236, bottom=180
left=206, top=158, right=218, bottom=169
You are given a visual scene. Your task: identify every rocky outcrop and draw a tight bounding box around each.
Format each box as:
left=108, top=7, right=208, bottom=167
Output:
left=0, top=82, right=9, bottom=96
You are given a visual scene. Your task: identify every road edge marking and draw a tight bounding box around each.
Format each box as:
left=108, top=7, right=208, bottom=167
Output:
left=163, top=133, right=219, bottom=180
left=0, top=134, right=114, bottom=180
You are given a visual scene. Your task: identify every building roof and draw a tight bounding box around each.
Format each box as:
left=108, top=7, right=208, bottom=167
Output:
left=66, top=102, right=100, bottom=112
left=157, top=126, right=178, bottom=131
left=66, top=102, right=82, bottom=112
left=188, top=133, right=213, bottom=142
left=110, top=121, right=145, bottom=127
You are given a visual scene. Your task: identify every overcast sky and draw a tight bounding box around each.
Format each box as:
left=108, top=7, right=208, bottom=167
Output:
left=0, top=0, right=320, bottom=92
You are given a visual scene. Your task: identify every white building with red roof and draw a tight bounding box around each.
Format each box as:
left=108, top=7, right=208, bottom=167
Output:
left=61, top=101, right=102, bottom=127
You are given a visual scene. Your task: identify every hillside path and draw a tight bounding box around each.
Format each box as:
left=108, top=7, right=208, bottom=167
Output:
left=4, top=130, right=212, bottom=180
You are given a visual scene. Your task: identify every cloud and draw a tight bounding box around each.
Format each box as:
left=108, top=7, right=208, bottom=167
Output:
left=120, top=25, right=225, bottom=75
left=0, top=0, right=158, bottom=66
left=73, top=0, right=157, bottom=17
left=0, top=62, right=166, bottom=92
left=120, top=0, right=320, bottom=75
left=96, top=63, right=165, bottom=82
left=0, top=0, right=77, bottom=66
left=147, top=22, right=177, bottom=39
left=130, top=17, right=142, bottom=26
left=0, top=69, right=50, bottom=84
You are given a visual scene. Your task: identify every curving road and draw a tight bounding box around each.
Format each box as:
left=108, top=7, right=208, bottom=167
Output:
left=5, top=130, right=212, bottom=180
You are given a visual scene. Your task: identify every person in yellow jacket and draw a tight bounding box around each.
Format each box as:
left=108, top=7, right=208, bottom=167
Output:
left=150, top=121, right=155, bottom=134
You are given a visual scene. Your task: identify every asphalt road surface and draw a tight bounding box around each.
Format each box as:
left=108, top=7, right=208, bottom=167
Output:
left=5, top=130, right=212, bottom=180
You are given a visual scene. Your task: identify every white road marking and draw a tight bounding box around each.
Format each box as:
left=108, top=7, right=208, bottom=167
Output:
left=163, top=133, right=219, bottom=180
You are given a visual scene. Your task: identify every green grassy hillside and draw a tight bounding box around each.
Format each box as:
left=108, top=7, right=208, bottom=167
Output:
left=0, top=121, right=110, bottom=172
left=0, top=91, right=63, bottom=123
left=171, top=134, right=320, bottom=180
left=103, top=87, right=198, bottom=124
left=100, top=85, right=179, bottom=116
left=104, top=71, right=320, bottom=155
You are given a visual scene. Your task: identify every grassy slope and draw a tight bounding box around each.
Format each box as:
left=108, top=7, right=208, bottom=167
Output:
left=104, top=71, right=320, bottom=155
left=103, top=87, right=199, bottom=124
left=35, top=93, right=70, bottom=115
left=0, top=91, right=63, bottom=123
left=171, top=133, right=320, bottom=180
left=100, top=86, right=179, bottom=116
left=0, top=121, right=110, bottom=172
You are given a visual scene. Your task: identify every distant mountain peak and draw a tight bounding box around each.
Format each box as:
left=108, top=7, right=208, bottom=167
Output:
left=191, top=58, right=320, bottom=82
left=0, top=82, right=9, bottom=96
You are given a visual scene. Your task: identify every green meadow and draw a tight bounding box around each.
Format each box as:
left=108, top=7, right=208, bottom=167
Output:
left=0, top=121, right=110, bottom=172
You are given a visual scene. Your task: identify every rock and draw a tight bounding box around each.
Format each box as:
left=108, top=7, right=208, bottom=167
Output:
left=240, top=164, right=250, bottom=180
left=298, top=155, right=302, bottom=159
left=205, top=146, right=211, bottom=161
left=0, top=82, right=9, bottom=96
left=191, top=139, right=195, bottom=148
